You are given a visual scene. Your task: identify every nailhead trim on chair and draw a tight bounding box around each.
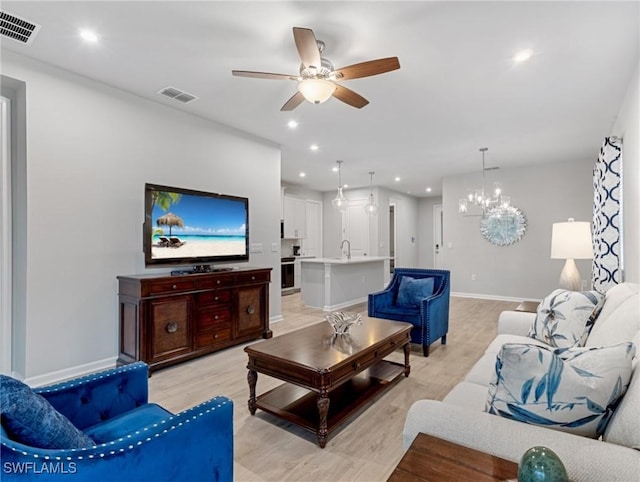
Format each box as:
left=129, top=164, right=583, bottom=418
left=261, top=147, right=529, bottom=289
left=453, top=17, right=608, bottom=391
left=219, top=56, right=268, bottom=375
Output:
left=2, top=398, right=232, bottom=460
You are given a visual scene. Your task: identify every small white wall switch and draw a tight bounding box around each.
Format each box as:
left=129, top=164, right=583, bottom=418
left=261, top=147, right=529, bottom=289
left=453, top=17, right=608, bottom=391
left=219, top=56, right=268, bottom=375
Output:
left=271, top=242, right=279, bottom=252
left=250, top=243, right=263, bottom=253
left=448, top=242, right=453, bottom=249
left=471, top=274, right=477, bottom=281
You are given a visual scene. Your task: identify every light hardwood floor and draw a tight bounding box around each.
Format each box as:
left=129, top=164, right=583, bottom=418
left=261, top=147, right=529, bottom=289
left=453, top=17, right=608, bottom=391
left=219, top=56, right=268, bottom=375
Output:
left=149, top=293, right=519, bottom=481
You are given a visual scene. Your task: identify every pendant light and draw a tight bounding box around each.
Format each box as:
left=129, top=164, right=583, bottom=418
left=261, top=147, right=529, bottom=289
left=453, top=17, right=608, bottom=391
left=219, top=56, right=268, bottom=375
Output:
left=364, top=171, right=378, bottom=216
left=331, top=160, right=349, bottom=212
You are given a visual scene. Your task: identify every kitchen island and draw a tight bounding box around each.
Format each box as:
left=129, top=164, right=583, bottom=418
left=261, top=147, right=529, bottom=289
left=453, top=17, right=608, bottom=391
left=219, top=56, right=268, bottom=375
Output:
left=300, top=256, right=390, bottom=311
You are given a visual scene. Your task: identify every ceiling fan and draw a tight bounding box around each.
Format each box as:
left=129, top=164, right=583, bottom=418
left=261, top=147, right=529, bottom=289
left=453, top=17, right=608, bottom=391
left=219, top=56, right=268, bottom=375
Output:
left=232, top=27, right=400, bottom=111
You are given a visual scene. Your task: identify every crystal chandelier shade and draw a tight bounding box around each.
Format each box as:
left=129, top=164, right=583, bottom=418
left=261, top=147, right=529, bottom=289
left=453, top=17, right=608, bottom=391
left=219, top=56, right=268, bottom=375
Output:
left=458, top=147, right=511, bottom=216
left=331, top=160, right=349, bottom=212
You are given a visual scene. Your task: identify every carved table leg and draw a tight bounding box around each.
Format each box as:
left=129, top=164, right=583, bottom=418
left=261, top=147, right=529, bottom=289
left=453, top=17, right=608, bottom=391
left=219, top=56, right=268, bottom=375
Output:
left=403, top=342, right=411, bottom=377
left=317, top=392, right=330, bottom=448
left=247, top=369, right=257, bottom=415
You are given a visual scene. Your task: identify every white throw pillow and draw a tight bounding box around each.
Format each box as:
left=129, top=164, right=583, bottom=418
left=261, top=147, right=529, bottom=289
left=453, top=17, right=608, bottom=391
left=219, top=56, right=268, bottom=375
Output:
left=486, top=342, right=636, bottom=438
left=528, top=289, right=604, bottom=348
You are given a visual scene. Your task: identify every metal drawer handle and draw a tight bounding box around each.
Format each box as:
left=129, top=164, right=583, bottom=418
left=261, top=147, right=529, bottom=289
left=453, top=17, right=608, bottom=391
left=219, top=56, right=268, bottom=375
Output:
left=213, top=333, right=219, bottom=339
left=172, top=284, right=177, bottom=290
left=247, top=305, right=255, bottom=315
left=214, top=296, right=219, bottom=301
left=166, top=321, right=178, bottom=333
left=214, top=315, right=219, bottom=320
left=251, top=276, right=255, bottom=280
left=352, top=362, right=361, bottom=370
left=217, top=280, right=221, bottom=284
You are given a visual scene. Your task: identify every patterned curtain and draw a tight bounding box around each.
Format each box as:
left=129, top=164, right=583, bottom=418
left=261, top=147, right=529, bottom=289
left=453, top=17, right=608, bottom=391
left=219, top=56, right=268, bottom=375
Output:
left=592, top=137, right=623, bottom=293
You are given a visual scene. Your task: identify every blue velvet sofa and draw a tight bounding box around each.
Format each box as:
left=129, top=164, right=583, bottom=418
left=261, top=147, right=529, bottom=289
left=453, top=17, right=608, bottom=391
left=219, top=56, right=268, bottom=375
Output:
left=368, top=268, right=450, bottom=356
left=1, top=362, right=233, bottom=481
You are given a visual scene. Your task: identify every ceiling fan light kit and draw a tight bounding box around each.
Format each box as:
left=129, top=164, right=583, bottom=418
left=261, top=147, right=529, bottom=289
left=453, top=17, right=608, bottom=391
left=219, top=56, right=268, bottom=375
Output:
left=298, top=79, right=336, bottom=104
left=232, top=26, right=400, bottom=111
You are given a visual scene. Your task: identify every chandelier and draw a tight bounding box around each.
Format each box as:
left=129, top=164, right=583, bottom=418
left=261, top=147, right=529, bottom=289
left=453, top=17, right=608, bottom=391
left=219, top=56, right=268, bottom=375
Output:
left=331, top=160, right=349, bottom=212
left=363, top=171, right=378, bottom=216
left=458, top=147, right=510, bottom=216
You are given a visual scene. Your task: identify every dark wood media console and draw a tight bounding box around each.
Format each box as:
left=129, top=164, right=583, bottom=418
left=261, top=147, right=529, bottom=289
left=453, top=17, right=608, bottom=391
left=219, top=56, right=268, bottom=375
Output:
left=117, top=267, right=272, bottom=372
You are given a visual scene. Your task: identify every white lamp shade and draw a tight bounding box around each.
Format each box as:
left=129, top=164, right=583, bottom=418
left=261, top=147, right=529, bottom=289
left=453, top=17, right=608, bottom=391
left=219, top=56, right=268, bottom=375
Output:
left=298, top=79, right=336, bottom=104
left=551, top=221, right=593, bottom=259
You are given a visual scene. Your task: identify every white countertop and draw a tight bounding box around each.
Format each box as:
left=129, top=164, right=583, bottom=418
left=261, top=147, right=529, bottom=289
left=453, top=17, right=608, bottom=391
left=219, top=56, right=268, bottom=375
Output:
left=300, top=256, right=390, bottom=265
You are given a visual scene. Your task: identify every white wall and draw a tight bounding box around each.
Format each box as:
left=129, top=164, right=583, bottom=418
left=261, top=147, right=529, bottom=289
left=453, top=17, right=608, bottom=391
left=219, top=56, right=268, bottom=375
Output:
left=3, top=52, right=282, bottom=382
left=441, top=159, right=593, bottom=300
left=612, top=63, right=639, bottom=283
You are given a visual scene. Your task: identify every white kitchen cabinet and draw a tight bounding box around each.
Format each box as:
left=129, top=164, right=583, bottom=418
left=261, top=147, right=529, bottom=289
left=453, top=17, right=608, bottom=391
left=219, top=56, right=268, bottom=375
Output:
left=283, top=196, right=306, bottom=238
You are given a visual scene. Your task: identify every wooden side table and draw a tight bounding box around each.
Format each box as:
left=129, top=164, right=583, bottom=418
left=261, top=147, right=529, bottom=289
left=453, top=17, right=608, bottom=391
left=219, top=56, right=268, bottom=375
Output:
left=388, top=433, right=518, bottom=481
left=514, top=300, right=539, bottom=313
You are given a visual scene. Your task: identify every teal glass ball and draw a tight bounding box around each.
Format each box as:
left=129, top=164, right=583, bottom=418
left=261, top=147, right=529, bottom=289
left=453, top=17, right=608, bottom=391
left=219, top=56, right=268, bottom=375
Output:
left=518, top=446, right=569, bottom=482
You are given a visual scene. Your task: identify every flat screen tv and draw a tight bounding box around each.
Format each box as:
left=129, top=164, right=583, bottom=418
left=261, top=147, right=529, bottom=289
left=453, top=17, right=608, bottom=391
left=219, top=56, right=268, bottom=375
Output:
left=144, top=183, right=249, bottom=267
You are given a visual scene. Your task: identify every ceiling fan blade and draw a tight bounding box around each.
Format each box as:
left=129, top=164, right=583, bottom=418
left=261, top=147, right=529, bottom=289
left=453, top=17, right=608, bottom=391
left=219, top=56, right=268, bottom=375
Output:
left=293, top=27, right=321, bottom=70
left=333, top=57, right=400, bottom=81
left=281, top=91, right=305, bottom=111
left=232, top=70, right=298, bottom=80
left=332, top=85, right=369, bottom=109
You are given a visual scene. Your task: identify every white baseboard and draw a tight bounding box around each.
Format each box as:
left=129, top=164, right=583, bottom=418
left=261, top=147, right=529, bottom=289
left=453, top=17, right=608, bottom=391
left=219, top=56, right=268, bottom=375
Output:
left=322, top=296, right=367, bottom=312
left=451, top=291, right=541, bottom=303
left=270, top=314, right=284, bottom=323
left=25, top=356, right=118, bottom=387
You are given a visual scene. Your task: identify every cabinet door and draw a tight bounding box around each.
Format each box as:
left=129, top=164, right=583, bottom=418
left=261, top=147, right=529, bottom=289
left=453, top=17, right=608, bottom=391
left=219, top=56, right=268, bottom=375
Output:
left=236, top=286, right=265, bottom=337
left=148, top=296, right=192, bottom=362
left=283, top=196, right=306, bottom=238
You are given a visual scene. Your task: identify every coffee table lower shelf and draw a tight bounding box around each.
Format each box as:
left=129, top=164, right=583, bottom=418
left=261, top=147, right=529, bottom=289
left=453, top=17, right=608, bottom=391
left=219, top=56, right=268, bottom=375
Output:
left=256, top=360, right=405, bottom=438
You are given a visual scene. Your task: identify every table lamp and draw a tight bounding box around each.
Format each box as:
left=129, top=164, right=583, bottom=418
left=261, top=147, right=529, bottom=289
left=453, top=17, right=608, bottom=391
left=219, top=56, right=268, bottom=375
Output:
left=550, top=218, right=593, bottom=291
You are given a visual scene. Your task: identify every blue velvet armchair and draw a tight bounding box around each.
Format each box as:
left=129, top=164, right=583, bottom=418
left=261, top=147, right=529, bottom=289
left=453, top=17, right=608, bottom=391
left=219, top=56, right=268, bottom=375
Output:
left=368, top=268, right=450, bottom=357
left=1, top=362, right=233, bottom=481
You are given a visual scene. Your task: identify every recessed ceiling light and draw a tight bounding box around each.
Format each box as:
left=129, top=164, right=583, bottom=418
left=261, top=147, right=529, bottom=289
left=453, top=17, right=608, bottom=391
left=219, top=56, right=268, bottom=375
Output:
left=287, top=120, right=298, bottom=129
left=343, top=184, right=349, bottom=188
left=310, top=144, right=319, bottom=151
left=426, top=187, right=432, bottom=193
left=332, top=166, right=338, bottom=172
left=79, top=29, right=99, bottom=43
left=299, top=172, right=306, bottom=177
left=513, top=49, right=533, bottom=63
left=395, top=177, right=401, bottom=182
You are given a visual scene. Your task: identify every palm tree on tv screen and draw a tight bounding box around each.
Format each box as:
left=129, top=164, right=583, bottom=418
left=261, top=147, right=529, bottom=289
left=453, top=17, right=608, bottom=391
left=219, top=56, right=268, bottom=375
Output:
left=152, top=191, right=182, bottom=238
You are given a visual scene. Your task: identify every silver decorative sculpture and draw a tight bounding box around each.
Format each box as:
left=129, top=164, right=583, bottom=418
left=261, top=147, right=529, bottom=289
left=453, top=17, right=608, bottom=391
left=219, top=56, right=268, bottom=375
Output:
left=324, top=311, right=362, bottom=335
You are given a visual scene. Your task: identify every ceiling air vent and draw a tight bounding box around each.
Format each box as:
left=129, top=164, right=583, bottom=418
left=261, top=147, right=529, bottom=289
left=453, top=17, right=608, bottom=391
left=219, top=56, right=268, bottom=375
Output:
left=0, top=10, right=41, bottom=45
left=158, top=86, right=198, bottom=104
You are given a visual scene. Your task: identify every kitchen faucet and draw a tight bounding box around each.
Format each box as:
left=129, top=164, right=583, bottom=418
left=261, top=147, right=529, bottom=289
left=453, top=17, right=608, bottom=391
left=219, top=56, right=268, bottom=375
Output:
left=340, top=239, right=351, bottom=260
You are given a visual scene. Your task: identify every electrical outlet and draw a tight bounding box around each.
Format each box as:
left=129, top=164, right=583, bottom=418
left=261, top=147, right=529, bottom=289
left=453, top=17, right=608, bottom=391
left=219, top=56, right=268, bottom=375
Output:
left=250, top=243, right=262, bottom=253
left=471, top=274, right=477, bottom=281
left=271, top=242, right=278, bottom=253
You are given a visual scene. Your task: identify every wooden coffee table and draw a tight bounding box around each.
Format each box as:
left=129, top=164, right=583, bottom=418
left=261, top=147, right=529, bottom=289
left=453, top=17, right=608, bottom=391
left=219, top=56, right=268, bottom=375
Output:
left=245, top=317, right=412, bottom=448
left=388, top=433, right=518, bottom=481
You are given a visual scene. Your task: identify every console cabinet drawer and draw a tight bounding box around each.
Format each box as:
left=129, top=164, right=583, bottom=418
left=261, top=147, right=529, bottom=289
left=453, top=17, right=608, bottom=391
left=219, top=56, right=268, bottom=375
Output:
left=117, top=268, right=272, bottom=373
left=196, top=290, right=231, bottom=307
left=148, top=279, right=196, bottom=295
left=196, top=327, right=232, bottom=348
left=197, top=308, right=231, bottom=330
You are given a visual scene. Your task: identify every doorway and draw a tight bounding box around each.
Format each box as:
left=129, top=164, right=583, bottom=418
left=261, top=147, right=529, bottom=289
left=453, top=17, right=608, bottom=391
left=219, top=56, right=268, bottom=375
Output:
left=433, top=204, right=443, bottom=268
left=1, top=96, right=12, bottom=374
left=389, top=203, right=396, bottom=272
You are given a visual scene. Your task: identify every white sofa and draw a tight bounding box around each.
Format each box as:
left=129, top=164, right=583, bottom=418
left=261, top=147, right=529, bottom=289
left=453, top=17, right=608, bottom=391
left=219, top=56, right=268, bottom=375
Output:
left=403, top=283, right=640, bottom=481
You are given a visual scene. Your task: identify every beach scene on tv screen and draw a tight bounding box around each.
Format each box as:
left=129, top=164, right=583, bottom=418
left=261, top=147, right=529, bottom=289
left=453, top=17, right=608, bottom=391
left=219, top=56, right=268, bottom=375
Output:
left=150, top=190, right=247, bottom=260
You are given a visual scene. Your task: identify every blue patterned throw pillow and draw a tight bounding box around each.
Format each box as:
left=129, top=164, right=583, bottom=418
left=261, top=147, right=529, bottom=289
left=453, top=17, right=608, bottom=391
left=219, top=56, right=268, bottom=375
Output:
left=0, top=375, right=95, bottom=449
left=528, top=289, right=604, bottom=348
left=486, top=342, right=635, bottom=438
left=396, top=276, right=434, bottom=308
